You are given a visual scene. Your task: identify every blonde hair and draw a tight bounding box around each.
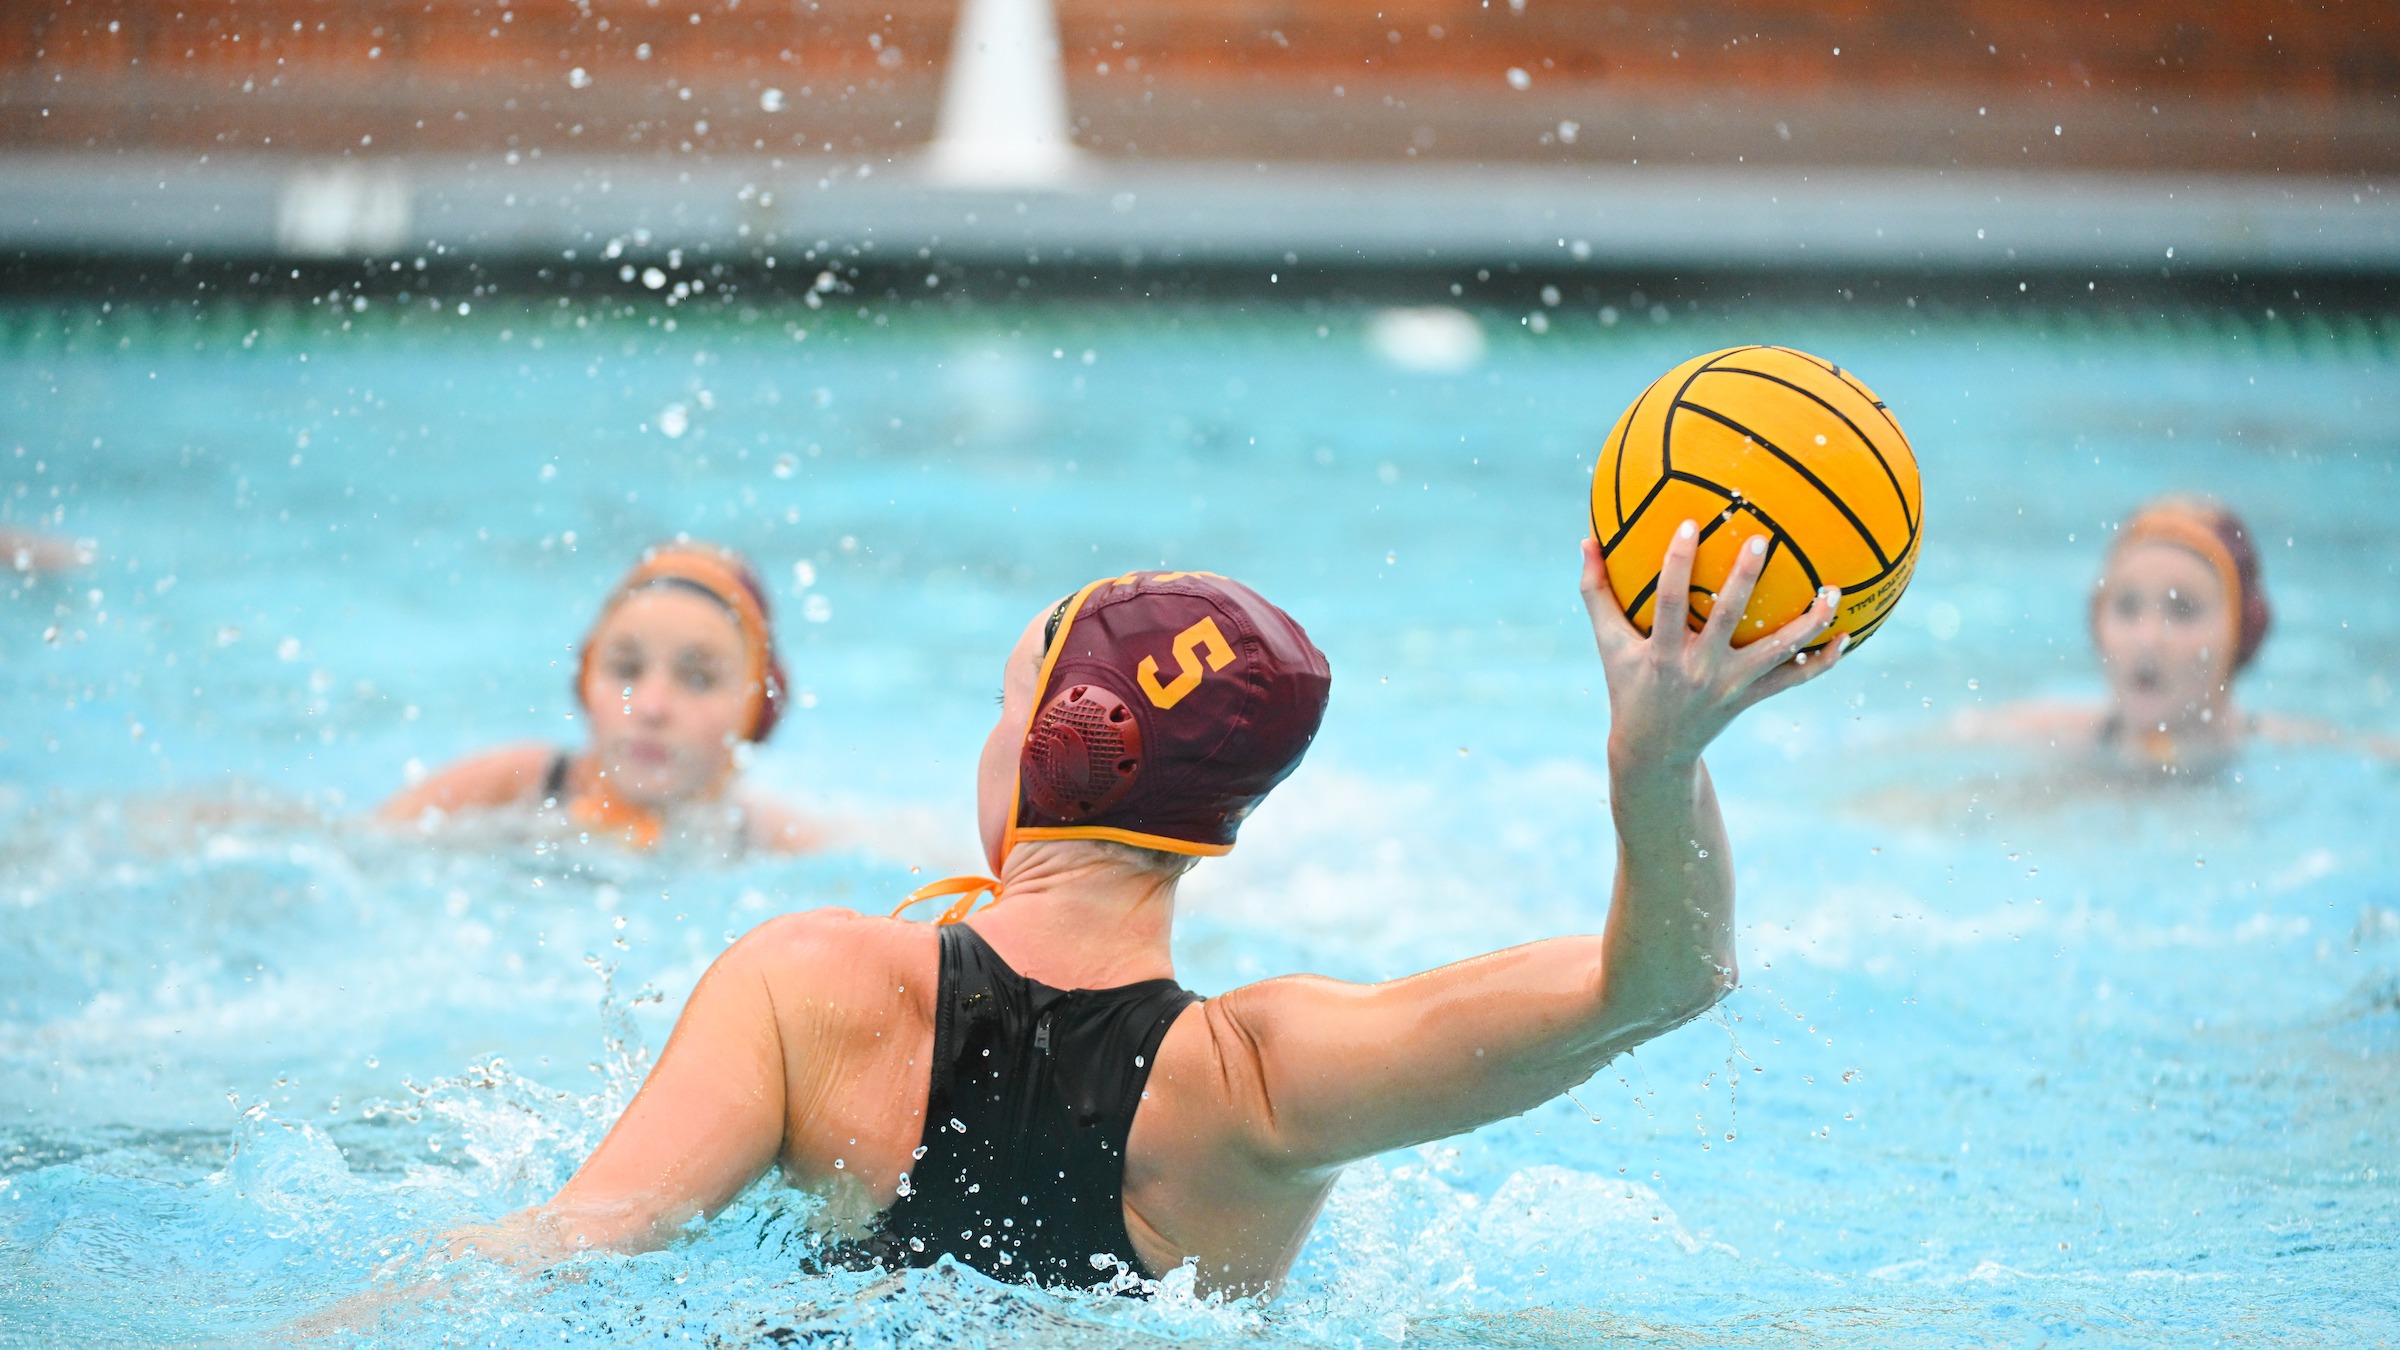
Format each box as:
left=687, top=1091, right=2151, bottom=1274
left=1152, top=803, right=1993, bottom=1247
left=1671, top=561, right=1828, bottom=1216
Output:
left=1089, top=839, right=1201, bottom=881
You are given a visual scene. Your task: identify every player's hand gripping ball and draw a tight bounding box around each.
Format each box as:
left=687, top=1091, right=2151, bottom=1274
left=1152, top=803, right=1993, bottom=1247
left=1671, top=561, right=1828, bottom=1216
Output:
left=1590, top=345, right=1922, bottom=649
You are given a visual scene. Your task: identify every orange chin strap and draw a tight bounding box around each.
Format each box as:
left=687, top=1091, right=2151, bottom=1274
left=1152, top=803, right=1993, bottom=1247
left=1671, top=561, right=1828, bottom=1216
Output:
left=889, top=875, right=1001, bottom=925
left=891, top=578, right=1113, bottom=926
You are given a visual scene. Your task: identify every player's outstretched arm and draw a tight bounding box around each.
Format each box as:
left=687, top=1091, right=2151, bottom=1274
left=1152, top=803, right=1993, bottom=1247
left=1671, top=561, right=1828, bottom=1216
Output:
left=1211, top=525, right=1846, bottom=1173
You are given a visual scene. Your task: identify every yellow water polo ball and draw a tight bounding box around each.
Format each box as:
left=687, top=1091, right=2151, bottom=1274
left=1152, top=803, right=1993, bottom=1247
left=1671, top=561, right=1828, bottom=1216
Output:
left=1590, top=345, right=1922, bottom=649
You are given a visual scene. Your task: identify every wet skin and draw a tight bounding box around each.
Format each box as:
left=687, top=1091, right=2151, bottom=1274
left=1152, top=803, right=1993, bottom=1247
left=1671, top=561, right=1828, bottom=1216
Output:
left=2092, top=541, right=2240, bottom=750
left=448, top=527, right=1846, bottom=1296
left=575, top=587, right=755, bottom=808
left=377, top=584, right=817, bottom=847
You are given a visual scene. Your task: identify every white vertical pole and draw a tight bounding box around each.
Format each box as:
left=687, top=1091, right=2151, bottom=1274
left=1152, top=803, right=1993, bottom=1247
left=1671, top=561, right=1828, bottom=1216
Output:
left=924, top=0, right=1080, bottom=187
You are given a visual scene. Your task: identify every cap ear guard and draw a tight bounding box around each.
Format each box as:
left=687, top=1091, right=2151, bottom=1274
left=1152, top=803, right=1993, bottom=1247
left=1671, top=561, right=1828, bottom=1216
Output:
left=1024, top=683, right=1144, bottom=821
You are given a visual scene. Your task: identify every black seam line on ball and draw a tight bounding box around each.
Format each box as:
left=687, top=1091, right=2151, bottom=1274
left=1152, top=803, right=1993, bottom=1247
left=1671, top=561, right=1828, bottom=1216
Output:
left=1612, top=345, right=1761, bottom=552
left=1758, top=344, right=1917, bottom=526
left=1658, top=345, right=1759, bottom=484
left=1601, top=469, right=1679, bottom=556
left=1684, top=486, right=1824, bottom=592
left=1620, top=502, right=1750, bottom=627
left=1669, top=403, right=1892, bottom=572
left=1611, top=379, right=1660, bottom=532
left=1800, top=346, right=1921, bottom=493
left=1846, top=605, right=1897, bottom=645
left=1706, top=363, right=1919, bottom=542
left=1766, top=345, right=1923, bottom=613
left=1679, top=384, right=1901, bottom=564
left=1619, top=488, right=1821, bottom=623
left=1716, top=360, right=1919, bottom=543
left=1822, top=524, right=1917, bottom=598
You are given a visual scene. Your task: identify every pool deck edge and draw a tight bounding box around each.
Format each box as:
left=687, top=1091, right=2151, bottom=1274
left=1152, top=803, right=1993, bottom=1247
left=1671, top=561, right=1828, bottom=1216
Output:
left=3, top=154, right=2396, bottom=273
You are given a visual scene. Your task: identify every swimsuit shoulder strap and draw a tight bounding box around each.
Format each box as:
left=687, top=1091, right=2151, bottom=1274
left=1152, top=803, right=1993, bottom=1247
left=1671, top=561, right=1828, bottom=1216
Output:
left=541, top=750, right=572, bottom=804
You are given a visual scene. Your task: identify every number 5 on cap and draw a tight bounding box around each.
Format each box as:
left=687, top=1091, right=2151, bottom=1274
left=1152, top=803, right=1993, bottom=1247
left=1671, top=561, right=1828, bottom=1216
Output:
left=1138, top=617, right=1237, bottom=709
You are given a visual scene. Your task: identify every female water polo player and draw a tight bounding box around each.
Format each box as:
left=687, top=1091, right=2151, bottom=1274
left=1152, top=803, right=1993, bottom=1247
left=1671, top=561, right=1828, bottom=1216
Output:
left=438, top=529, right=1846, bottom=1294
left=1963, top=496, right=2392, bottom=773
left=379, top=541, right=817, bottom=851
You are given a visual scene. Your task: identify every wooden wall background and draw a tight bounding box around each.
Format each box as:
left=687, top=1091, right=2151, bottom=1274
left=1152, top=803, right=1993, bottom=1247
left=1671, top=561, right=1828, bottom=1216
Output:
left=4, top=0, right=2395, bottom=171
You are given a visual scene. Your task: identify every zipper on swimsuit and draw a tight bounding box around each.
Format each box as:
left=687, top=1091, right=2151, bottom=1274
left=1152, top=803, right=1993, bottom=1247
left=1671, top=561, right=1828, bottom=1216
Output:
left=1033, top=1012, right=1051, bottom=1052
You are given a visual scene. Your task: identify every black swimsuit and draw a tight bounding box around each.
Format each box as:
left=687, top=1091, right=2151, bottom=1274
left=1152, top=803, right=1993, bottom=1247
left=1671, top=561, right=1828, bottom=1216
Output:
left=866, top=924, right=1200, bottom=1286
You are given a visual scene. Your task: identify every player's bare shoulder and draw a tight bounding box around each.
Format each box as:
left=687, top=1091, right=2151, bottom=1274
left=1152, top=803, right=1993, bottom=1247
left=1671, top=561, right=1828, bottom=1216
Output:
left=744, top=905, right=929, bottom=972
left=710, top=909, right=933, bottom=1030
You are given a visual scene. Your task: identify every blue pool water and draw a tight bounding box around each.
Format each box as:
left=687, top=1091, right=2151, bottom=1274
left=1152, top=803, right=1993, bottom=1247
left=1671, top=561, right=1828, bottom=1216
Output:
left=2, top=293, right=2397, bottom=1346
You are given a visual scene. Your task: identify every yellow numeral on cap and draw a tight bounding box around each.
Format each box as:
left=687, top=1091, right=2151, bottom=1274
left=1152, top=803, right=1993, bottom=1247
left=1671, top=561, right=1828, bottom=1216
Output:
left=1137, top=617, right=1237, bottom=709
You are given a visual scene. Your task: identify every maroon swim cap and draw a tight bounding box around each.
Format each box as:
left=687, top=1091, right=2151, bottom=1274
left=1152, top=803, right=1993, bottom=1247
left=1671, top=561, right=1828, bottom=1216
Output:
left=1007, top=571, right=1331, bottom=860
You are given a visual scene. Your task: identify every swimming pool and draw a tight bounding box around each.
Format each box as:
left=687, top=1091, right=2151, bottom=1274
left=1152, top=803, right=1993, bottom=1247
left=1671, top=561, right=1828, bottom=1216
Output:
left=3, top=289, right=2396, bottom=1346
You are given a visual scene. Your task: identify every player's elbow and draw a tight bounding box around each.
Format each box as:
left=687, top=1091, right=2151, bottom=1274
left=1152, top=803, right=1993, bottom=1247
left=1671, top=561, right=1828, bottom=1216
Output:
left=1603, top=953, right=1736, bottom=1039
left=1661, top=958, right=1737, bottom=1027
